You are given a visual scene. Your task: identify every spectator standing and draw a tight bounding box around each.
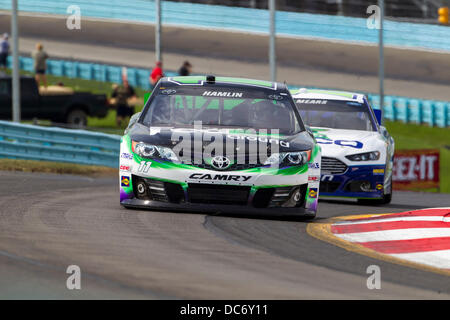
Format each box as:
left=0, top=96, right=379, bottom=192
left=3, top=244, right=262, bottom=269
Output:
left=112, top=79, right=137, bottom=127
left=178, top=61, right=192, bottom=76
left=0, top=33, right=9, bottom=72
left=150, top=61, right=164, bottom=88
left=32, top=43, right=49, bottom=88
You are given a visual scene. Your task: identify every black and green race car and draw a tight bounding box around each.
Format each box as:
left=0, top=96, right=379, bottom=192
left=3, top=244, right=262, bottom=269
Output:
left=119, top=76, right=321, bottom=217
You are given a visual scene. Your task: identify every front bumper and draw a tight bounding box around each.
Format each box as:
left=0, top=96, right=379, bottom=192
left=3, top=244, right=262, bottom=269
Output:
left=120, top=198, right=316, bottom=216
left=120, top=175, right=318, bottom=216
left=119, top=135, right=321, bottom=216
left=319, top=165, right=386, bottom=199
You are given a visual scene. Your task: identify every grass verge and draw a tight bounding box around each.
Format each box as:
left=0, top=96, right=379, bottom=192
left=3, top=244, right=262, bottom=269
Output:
left=0, top=159, right=117, bottom=177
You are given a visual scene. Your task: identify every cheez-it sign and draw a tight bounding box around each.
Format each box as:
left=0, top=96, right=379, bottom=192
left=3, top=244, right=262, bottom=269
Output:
left=393, top=149, right=440, bottom=190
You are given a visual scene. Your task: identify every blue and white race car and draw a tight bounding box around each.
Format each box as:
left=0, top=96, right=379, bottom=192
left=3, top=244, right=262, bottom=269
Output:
left=291, top=89, right=395, bottom=204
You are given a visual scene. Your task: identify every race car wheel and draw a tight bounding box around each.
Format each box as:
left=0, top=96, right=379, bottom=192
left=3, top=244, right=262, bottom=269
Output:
left=381, top=176, right=393, bottom=204
left=382, top=192, right=392, bottom=204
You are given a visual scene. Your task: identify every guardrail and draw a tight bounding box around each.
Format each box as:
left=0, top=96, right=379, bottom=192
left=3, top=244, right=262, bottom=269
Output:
left=8, top=55, right=450, bottom=127
left=366, top=95, right=449, bottom=127
left=0, top=0, right=449, bottom=52
left=0, top=120, right=121, bottom=168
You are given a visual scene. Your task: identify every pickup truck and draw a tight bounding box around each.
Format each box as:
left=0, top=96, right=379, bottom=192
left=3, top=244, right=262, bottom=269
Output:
left=0, top=74, right=109, bottom=127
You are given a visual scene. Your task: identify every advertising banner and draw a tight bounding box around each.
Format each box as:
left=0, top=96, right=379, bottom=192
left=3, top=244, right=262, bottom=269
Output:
left=393, top=149, right=440, bottom=190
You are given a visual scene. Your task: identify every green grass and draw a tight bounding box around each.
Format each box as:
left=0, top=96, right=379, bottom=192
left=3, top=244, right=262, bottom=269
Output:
left=0, top=159, right=117, bottom=176
left=384, top=121, right=450, bottom=150
left=384, top=121, right=450, bottom=193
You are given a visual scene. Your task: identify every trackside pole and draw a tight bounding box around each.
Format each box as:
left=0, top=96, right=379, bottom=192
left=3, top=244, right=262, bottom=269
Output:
left=378, top=0, right=385, bottom=124
left=11, top=0, right=21, bottom=122
left=155, top=0, right=162, bottom=63
left=269, top=0, right=276, bottom=82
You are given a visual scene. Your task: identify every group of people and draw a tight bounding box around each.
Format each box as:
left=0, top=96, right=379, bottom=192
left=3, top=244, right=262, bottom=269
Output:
left=0, top=34, right=49, bottom=88
left=149, top=60, right=192, bottom=86
left=113, top=60, right=193, bottom=127
left=2, top=32, right=193, bottom=128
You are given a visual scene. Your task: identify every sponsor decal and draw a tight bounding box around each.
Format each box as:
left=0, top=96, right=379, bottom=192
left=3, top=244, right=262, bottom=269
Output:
left=321, top=175, right=334, bottom=182
left=268, top=94, right=283, bottom=100
left=308, top=176, right=320, bottom=182
left=161, top=89, right=176, bottom=95
left=376, top=184, right=383, bottom=190
left=189, top=173, right=252, bottom=182
left=315, top=138, right=363, bottom=149
left=308, top=188, right=318, bottom=198
left=210, top=156, right=232, bottom=170
left=121, top=176, right=130, bottom=187
left=121, top=153, right=133, bottom=160
left=373, top=168, right=385, bottom=175
left=393, top=149, right=440, bottom=190
left=202, top=91, right=243, bottom=98
left=308, top=162, right=320, bottom=169
left=296, top=99, right=327, bottom=104
left=120, top=165, right=130, bottom=172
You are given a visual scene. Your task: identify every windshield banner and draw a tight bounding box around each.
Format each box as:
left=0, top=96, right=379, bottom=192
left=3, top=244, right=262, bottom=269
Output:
left=392, top=149, right=440, bottom=191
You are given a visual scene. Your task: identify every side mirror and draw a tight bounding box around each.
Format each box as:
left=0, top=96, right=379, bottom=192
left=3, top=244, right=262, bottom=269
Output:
left=124, top=112, right=141, bottom=134
left=305, top=125, right=314, bottom=139
left=380, top=125, right=394, bottom=143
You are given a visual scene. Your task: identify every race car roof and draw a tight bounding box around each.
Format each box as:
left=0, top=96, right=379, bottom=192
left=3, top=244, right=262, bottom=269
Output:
left=290, top=88, right=365, bottom=103
left=161, top=76, right=287, bottom=92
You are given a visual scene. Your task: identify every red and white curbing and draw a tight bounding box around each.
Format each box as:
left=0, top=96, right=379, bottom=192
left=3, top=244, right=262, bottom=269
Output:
left=331, top=208, right=450, bottom=270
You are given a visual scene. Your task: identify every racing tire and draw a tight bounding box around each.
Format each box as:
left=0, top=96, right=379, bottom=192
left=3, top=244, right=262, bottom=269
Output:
left=287, top=211, right=317, bottom=221
left=380, top=175, right=393, bottom=204
left=299, top=214, right=316, bottom=221
left=66, top=109, right=87, bottom=128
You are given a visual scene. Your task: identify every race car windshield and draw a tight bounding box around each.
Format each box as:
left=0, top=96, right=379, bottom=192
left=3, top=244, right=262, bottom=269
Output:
left=142, top=89, right=302, bottom=135
left=295, top=99, right=376, bottom=131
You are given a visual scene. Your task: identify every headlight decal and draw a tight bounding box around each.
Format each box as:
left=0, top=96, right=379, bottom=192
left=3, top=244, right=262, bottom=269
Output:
left=132, top=140, right=180, bottom=162
left=263, top=150, right=311, bottom=167
left=346, top=151, right=380, bottom=161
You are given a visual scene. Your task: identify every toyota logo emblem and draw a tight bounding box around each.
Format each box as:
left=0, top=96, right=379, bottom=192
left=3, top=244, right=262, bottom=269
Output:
left=211, top=156, right=231, bottom=170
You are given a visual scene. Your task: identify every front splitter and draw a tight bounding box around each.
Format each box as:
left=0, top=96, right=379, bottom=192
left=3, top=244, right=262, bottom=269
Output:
left=120, top=198, right=316, bottom=217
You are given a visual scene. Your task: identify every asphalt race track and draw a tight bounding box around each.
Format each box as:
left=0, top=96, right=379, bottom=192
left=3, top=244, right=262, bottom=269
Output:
left=0, top=171, right=449, bottom=299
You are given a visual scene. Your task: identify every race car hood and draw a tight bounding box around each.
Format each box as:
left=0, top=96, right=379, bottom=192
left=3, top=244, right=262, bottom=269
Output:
left=311, top=127, right=384, bottom=157
left=128, top=123, right=315, bottom=153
